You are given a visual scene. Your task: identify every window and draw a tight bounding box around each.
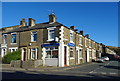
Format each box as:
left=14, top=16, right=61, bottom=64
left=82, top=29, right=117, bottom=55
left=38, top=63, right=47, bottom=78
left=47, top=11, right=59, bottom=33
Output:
left=45, top=47, right=58, bottom=58
left=79, top=37, right=82, bottom=45
left=9, top=47, right=18, bottom=52
left=79, top=49, right=82, bottom=59
left=70, top=33, right=73, bottom=42
left=3, top=49, right=6, bottom=56
left=89, top=41, right=91, bottom=47
left=12, top=34, right=16, bottom=43
left=70, top=48, right=74, bottom=58
left=31, top=31, right=37, bottom=42
left=85, top=39, right=87, bottom=47
left=48, top=29, right=55, bottom=41
left=31, top=48, right=38, bottom=59
left=3, top=34, right=7, bottom=44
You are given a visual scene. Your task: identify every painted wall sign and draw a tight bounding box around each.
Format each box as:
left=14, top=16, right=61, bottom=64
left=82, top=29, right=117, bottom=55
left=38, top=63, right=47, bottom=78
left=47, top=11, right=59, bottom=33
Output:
left=68, top=43, right=75, bottom=47
left=42, top=43, right=59, bottom=47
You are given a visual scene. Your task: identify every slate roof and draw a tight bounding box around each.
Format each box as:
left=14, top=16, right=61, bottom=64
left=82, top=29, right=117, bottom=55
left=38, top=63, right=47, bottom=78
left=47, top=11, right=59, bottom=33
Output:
left=3, top=22, right=64, bottom=34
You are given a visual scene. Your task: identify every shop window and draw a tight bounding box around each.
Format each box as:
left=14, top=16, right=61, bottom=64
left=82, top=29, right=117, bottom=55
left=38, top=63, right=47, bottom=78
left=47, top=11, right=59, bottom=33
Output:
left=45, top=47, right=58, bottom=58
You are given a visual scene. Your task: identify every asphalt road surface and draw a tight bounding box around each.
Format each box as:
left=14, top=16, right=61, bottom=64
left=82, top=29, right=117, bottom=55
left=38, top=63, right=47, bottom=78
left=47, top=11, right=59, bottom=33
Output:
left=1, top=61, right=120, bottom=79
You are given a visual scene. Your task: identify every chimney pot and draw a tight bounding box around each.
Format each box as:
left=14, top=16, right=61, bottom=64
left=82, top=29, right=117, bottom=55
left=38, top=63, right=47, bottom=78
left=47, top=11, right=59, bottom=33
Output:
left=70, top=26, right=75, bottom=30
left=29, top=18, right=35, bottom=27
left=85, top=34, right=89, bottom=38
left=20, top=18, right=26, bottom=26
left=80, top=30, right=84, bottom=35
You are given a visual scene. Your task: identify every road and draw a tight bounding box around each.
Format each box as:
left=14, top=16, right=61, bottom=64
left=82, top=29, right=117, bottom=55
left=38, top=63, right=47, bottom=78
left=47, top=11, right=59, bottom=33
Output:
left=1, top=61, right=120, bottom=79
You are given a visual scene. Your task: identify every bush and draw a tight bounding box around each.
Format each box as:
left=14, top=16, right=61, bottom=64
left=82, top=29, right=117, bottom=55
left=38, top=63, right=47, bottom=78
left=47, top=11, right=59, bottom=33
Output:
left=2, top=50, right=21, bottom=64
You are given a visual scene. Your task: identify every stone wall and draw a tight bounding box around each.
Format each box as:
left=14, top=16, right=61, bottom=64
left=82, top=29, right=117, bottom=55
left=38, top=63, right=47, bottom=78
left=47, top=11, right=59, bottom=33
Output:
left=10, top=60, right=43, bottom=68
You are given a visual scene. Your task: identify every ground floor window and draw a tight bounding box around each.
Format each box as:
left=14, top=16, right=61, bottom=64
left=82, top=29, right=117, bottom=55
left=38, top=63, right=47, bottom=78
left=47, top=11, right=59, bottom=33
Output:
left=79, top=49, right=83, bottom=59
left=70, top=48, right=74, bottom=58
left=45, top=47, right=58, bottom=58
left=89, top=51, right=92, bottom=58
left=9, top=48, right=18, bottom=52
left=2, top=49, right=7, bottom=56
left=31, top=48, right=38, bottom=60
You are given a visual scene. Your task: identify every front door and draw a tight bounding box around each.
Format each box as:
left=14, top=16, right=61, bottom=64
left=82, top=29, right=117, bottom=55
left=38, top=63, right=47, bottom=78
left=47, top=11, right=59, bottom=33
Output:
left=64, top=46, right=67, bottom=66
left=23, top=48, right=26, bottom=61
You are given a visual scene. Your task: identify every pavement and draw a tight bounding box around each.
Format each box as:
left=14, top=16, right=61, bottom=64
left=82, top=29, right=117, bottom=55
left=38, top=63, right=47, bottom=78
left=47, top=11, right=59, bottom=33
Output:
left=1, top=61, right=120, bottom=79
left=1, top=62, right=95, bottom=72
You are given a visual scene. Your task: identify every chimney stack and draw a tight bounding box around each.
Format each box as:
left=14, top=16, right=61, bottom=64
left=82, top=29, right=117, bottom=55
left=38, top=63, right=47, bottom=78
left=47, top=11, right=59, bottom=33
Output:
left=85, top=34, right=89, bottom=38
left=29, top=18, right=35, bottom=27
left=70, top=26, right=75, bottom=30
left=20, top=18, right=27, bottom=26
left=80, top=30, right=84, bottom=35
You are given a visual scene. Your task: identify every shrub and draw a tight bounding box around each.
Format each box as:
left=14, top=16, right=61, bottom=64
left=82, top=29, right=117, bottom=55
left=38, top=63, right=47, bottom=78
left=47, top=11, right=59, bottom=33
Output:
left=2, top=50, right=21, bottom=64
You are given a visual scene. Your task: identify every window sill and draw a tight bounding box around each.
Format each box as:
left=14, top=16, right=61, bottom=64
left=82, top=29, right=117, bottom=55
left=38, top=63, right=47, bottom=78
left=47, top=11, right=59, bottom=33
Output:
left=70, top=57, right=74, bottom=59
left=79, top=58, right=83, bottom=59
left=10, top=43, right=17, bottom=45
left=31, top=41, right=37, bottom=43
left=79, top=44, right=83, bottom=46
left=47, top=39, right=54, bottom=42
left=70, top=41, right=74, bottom=43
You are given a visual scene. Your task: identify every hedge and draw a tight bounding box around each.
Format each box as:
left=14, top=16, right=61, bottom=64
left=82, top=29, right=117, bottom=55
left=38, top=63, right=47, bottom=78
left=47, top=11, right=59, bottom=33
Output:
left=2, top=50, right=21, bottom=64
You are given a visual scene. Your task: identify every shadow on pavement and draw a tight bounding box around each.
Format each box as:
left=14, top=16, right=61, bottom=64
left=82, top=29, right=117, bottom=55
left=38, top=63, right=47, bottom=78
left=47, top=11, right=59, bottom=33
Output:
left=2, top=70, right=120, bottom=80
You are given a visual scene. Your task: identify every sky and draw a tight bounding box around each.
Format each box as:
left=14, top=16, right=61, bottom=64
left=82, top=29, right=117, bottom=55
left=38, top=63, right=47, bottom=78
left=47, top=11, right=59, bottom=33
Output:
left=1, top=2, right=118, bottom=47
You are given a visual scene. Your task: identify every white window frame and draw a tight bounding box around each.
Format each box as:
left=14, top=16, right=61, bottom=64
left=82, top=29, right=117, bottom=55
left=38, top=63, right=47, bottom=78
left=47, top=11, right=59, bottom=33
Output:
left=31, top=31, right=37, bottom=42
left=79, top=35, right=83, bottom=46
left=47, top=27, right=56, bottom=41
left=11, top=33, right=17, bottom=44
left=70, top=47, right=74, bottom=59
left=9, top=47, right=18, bottom=52
left=45, top=47, right=58, bottom=58
left=79, top=48, right=83, bottom=59
left=31, top=48, right=38, bottom=60
left=3, top=34, right=7, bottom=44
left=70, top=30, right=74, bottom=43
left=89, top=39, right=91, bottom=48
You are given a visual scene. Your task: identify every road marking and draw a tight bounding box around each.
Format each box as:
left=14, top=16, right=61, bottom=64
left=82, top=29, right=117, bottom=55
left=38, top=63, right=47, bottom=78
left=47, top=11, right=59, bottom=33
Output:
left=101, top=72, right=107, bottom=74
left=109, top=73, right=117, bottom=75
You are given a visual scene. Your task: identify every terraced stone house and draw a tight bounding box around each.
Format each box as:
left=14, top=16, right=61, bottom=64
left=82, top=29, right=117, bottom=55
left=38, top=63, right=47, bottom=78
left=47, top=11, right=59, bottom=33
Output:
left=1, top=13, right=115, bottom=67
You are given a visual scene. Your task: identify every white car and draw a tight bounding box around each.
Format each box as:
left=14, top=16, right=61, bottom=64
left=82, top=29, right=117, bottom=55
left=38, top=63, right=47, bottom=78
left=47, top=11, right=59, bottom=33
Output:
left=96, top=57, right=105, bottom=63
left=103, top=56, right=109, bottom=61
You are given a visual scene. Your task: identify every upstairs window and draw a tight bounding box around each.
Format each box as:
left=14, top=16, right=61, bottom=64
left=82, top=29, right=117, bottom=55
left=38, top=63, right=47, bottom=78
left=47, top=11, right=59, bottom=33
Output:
left=48, top=29, right=55, bottom=41
left=3, top=34, right=7, bottom=44
left=70, top=32, right=73, bottom=42
left=12, top=34, right=16, bottom=43
left=31, top=31, right=37, bottom=42
left=79, top=37, right=82, bottom=45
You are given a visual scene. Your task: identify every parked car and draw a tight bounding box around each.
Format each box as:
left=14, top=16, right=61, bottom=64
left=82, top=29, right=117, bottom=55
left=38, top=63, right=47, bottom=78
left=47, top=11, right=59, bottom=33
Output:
left=103, top=56, right=109, bottom=61
left=96, top=57, right=105, bottom=63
